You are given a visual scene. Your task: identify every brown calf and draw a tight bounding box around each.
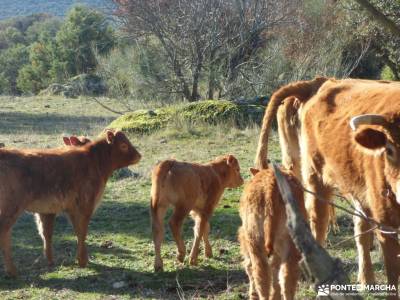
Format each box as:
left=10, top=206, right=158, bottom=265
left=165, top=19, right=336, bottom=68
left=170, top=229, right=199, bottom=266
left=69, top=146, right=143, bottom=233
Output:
left=0, top=130, right=141, bottom=276
left=151, top=155, right=244, bottom=272
left=35, top=135, right=93, bottom=267
left=239, top=167, right=306, bottom=300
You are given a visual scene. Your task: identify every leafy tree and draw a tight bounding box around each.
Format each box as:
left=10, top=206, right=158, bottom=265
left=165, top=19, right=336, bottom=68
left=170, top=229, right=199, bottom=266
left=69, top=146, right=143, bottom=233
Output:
left=53, top=5, right=115, bottom=79
left=15, top=6, right=115, bottom=94
left=25, top=18, right=61, bottom=44
left=0, top=44, right=29, bottom=94
left=17, top=41, right=55, bottom=93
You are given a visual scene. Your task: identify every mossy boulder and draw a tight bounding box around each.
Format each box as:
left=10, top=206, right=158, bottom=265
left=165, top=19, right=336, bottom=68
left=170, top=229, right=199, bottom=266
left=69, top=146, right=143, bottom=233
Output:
left=107, top=100, right=264, bottom=134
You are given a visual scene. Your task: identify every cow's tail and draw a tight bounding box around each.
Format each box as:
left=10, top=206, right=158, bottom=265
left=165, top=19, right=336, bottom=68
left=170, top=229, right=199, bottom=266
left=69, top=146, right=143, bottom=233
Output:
left=329, top=205, right=339, bottom=233
left=254, top=76, right=329, bottom=169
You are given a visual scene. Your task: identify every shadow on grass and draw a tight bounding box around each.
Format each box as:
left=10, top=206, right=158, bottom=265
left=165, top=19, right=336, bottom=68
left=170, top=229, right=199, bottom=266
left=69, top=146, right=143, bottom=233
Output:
left=9, top=197, right=241, bottom=249
left=0, top=112, right=113, bottom=135
left=80, top=198, right=240, bottom=242
left=3, top=200, right=242, bottom=265
left=0, top=259, right=246, bottom=299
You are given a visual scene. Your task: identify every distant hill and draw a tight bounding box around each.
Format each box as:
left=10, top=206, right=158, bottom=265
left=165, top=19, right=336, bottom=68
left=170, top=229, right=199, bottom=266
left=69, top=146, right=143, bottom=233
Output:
left=0, top=0, right=111, bottom=20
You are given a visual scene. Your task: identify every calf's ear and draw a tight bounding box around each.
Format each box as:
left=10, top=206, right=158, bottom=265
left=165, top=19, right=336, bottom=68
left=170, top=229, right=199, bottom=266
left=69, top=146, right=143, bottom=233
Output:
left=249, top=167, right=259, bottom=176
left=63, top=137, right=71, bottom=145
left=354, top=128, right=387, bottom=152
left=106, top=130, right=115, bottom=144
left=227, top=154, right=235, bottom=165
left=69, top=136, right=81, bottom=146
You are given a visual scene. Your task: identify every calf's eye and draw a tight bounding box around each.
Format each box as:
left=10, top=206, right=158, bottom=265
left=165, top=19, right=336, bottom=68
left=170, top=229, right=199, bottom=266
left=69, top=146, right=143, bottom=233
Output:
left=120, top=143, right=129, bottom=152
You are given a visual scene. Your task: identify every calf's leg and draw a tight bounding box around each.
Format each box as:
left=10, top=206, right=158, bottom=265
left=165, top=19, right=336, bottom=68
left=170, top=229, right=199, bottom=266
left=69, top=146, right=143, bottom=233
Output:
left=270, top=254, right=281, bottom=300
left=68, top=212, right=91, bottom=267
left=279, top=243, right=300, bottom=300
left=247, top=240, right=271, bottom=300
left=169, top=206, right=189, bottom=263
left=239, top=227, right=259, bottom=299
left=0, top=227, right=17, bottom=276
left=0, top=206, right=23, bottom=276
left=35, top=213, right=56, bottom=266
left=203, top=221, right=212, bottom=258
left=189, top=213, right=209, bottom=265
left=151, top=202, right=168, bottom=272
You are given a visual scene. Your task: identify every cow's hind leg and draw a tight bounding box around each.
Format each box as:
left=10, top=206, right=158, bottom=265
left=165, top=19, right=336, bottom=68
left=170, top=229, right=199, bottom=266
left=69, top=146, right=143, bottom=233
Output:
left=169, top=206, right=190, bottom=264
left=151, top=201, right=168, bottom=272
left=35, top=213, right=56, bottom=266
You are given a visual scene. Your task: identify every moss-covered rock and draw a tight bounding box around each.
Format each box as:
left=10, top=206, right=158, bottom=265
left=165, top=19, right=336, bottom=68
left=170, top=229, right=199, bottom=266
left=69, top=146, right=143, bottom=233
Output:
left=107, top=100, right=264, bottom=134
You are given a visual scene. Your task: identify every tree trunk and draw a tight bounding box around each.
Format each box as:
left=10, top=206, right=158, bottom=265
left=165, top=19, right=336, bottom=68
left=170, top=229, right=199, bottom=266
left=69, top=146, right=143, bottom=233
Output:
left=191, top=52, right=203, bottom=102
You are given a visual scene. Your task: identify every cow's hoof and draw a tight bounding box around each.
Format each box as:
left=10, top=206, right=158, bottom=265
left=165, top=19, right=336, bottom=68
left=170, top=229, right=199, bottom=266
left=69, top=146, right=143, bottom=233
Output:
left=205, top=249, right=213, bottom=258
left=154, top=264, right=164, bottom=272
left=177, top=253, right=185, bottom=263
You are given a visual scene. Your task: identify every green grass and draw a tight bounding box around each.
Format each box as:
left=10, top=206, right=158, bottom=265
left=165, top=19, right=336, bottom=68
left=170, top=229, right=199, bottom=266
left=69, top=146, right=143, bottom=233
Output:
left=0, top=96, right=386, bottom=299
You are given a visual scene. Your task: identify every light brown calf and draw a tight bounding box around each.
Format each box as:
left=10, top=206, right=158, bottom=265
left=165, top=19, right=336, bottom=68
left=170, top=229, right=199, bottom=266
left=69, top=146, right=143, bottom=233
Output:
left=35, top=135, right=93, bottom=266
left=151, top=155, right=244, bottom=272
left=239, top=167, right=306, bottom=300
left=0, top=130, right=141, bottom=276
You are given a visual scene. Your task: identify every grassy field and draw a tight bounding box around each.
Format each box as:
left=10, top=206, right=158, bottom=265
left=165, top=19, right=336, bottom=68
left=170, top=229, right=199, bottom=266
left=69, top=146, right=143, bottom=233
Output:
left=0, top=96, right=387, bottom=299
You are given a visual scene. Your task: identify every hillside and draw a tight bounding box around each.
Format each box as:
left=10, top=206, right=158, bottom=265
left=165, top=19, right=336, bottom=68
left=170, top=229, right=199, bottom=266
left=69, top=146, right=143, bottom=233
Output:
left=0, top=0, right=110, bottom=19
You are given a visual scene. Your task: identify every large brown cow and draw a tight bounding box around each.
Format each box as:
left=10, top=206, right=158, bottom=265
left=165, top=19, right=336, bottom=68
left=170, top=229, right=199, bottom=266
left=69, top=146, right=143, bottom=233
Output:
left=239, top=167, right=306, bottom=300
left=151, top=155, right=244, bottom=272
left=0, top=130, right=141, bottom=276
left=256, top=78, right=400, bottom=297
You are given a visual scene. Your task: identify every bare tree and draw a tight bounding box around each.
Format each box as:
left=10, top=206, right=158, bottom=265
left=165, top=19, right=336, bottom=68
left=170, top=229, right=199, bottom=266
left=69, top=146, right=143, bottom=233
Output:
left=113, top=0, right=299, bottom=101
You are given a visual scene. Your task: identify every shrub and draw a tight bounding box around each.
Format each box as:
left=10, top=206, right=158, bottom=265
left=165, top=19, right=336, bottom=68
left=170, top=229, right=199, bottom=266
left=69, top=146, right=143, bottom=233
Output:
left=107, top=100, right=264, bottom=134
left=380, top=65, right=396, bottom=81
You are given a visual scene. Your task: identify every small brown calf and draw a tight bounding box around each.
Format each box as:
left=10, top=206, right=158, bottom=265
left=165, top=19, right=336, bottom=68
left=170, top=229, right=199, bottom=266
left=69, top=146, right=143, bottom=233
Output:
left=151, top=155, right=244, bottom=272
left=0, top=130, right=141, bottom=276
left=35, top=135, right=93, bottom=267
left=238, top=167, right=306, bottom=300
